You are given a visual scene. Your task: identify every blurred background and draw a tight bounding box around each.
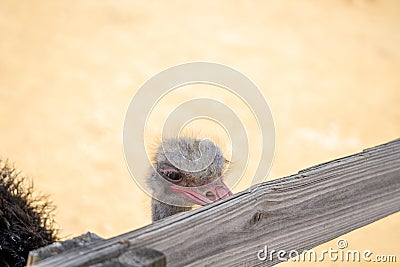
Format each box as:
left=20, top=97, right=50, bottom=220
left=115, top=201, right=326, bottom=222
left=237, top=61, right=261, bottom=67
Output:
left=0, top=0, right=399, bottom=266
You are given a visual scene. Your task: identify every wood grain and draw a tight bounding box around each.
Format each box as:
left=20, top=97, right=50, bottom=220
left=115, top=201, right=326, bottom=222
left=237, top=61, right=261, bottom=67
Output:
left=31, top=139, right=400, bottom=267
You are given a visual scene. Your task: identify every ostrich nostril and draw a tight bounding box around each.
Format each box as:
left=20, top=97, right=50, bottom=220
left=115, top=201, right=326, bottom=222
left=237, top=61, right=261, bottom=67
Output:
left=205, top=191, right=216, bottom=201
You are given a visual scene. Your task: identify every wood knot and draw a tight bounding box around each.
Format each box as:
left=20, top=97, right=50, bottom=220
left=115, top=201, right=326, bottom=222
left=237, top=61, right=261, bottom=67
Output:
left=118, top=239, right=133, bottom=247
left=250, top=211, right=264, bottom=226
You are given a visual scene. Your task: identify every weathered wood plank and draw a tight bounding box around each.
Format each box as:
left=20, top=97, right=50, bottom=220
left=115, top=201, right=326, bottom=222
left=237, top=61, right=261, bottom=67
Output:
left=27, top=232, right=104, bottom=265
left=32, top=139, right=400, bottom=267
left=89, top=247, right=166, bottom=267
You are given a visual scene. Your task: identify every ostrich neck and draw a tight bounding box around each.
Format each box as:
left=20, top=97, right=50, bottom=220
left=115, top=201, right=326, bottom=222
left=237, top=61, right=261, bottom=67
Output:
left=151, top=198, right=191, bottom=222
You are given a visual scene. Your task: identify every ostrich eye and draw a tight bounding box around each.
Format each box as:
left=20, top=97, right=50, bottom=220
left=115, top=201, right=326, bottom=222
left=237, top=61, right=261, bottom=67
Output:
left=164, top=171, right=182, bottom=182
left=158, top=164, right=183, bottom=183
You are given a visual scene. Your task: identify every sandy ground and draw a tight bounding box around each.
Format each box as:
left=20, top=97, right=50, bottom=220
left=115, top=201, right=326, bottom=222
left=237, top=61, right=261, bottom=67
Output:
left=0, top=0, right=399, bottom=266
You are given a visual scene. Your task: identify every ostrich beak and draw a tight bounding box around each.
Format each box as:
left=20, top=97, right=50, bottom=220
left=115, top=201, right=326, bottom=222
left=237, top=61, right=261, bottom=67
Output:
left=170, top=180, right=233, bottom=206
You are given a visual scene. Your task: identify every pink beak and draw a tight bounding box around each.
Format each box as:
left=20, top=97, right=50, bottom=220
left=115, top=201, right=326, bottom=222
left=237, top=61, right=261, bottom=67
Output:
left=170, top=180, right=233, bottom=206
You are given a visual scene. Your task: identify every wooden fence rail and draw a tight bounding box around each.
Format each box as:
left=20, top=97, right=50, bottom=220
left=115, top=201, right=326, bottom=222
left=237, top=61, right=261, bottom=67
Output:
left=29, top=139, right=400, bottom=266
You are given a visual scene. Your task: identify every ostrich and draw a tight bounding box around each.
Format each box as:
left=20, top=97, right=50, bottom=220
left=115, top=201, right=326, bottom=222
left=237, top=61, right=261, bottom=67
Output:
left=0, top=137, right=233, bottom=265
left=0, top=161, right=57, bottom=267
left=147, top=137, right=232, bottom=221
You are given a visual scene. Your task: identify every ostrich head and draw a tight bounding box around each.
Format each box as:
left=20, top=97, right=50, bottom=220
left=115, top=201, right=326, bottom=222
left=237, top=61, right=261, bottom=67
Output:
left=147, top=137, right=232, bottom=221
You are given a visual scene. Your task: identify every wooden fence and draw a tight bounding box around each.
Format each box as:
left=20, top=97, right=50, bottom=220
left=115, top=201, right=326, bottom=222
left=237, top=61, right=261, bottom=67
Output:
left=28, top=138, right=400, bottom=266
